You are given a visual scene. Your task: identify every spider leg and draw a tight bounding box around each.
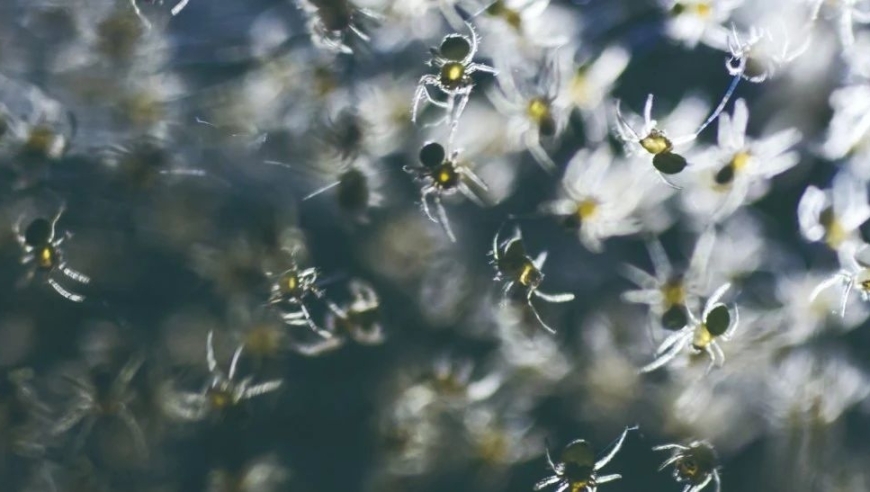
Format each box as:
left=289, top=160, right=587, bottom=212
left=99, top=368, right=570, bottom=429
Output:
left=457, top=181, right=486, bottom=206
left=467, top=62, right=497, bottom=75
left=640, top=333, right=690, bottom=373
left=656, top=453, right=685, bottom=471
left=449, top=91, right=472, bottom=145
left=652, top=443, right=689, bottom=452
left=243, top=379, right=283, bottom=399
left=349, top=23, right=370, bottom=43
left=595, top=426, right=636, bottom=470
left=420, top=187, right=438, bottom=223
left=687, top=473, right=713, bottom=492
left=458, top=167, right=489, bottom=191
left=171, top=0, right=191, bottom=15
left=643, top=94, right=654, bottom=129
left=47, top=278, right=85, bottom=302
left=554, top=481, right=571, bottom=492
left=655, top=328, right=692, bottom=356
left=544, top=442, right=557, bottom=471
left=412, top=77, right=446, bottom=123
left=59, top=263, right=91, bottom=284
left=206, top=331, right=219, bottom=374
left=527, top=292, right=557, bottom=334
left=21, top=254, right=34, bottom=265
left=533, top=476, right=561, bottom=491
left=841, top=277, right=855, bottom=317
left=534, top=290, right=575, bottom=303
left=228, top=345, right=244, bottom=381
left=433, top=195, right=457, bottom=242
left=595, top=474, right=622, bottom=484
left=655, top=170, right=683, bottom=190
left=614, top=100, right=641, bottom=141
left=299, top=303, right=333, bottom=339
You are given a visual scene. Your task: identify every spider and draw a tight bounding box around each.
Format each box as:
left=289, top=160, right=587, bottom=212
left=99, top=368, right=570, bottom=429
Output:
left=534, top=426, right=637, bottom=492
left=296, top=0, right=380, bottom=54
left=52, top=356, right=148, bottom=458
left=265, top=256, right=346, bottom=338
left=640, top=282, right=738, bottom=374
left=14, top=205, right=90, bottom=303
left=404, top=141, right=488, bottom=242
left=291, top=279, right=385, bottom=356
left=810, top=242, right=870, bottom=317
left=99, top=137, right=212, bottom=190
left=653, top=440, right=721, bottom=492
left=614, top=78, right=740, bottom=187
left=163, top=331, right=283, bottom=422
left=491, top=225, right=574, bottom=333
left=411, top=23, right=497, bottom=138
left=726, top=25, right=810, bottom=83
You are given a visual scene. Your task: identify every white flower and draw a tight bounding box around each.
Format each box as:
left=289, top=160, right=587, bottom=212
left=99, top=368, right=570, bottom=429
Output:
left=820, top=84, right=870, bottom=179
left=559, top=43, right=630, bottom=142
left=682, top=98, right=801, bottom=221
left=662, top=0, right=742, bottom=50
left=797, top=170, right=870, bottom=252
left=539, top=146, right=658, bottom=252
left=807, top=0, right=870, bottom=48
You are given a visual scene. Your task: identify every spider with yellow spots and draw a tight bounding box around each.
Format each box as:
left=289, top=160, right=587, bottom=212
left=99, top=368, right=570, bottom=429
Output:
left=265, top=254, right=346, bottom=338
left=163, top=331, right=283, bottom=422
left=534, top=426, right=637, bottom=492
left=639, top=282, right=738, bottom=374
left=491, top=225, right=574, bottom=333
left=14, top=203, right=91, bottom=302
left=411, top=23, right=497, bottom=137
left=403, top=141, right=489, bottom=242
left=653, top=440, right=721, bottom=492
left=614, top=79, right=740, bottom=188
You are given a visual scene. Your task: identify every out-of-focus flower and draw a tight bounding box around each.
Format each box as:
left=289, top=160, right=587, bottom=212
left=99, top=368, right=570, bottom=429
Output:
left=771, top=272, right=869, bottom=347
left=806, top=0, right=870, bottom=48
left=820, top=84, right=870, bottom=179
left=487, top=50, right=566, bottom=172
left=726, top=24, right=811, bottom=82
left=539, top=146, right=649, bottom=252
left=797, top=170, right=870, bottom=253
left=810, top=242, right=870, bottom=317
left=662, top=0, right=742, bottom=50
left=559, top=44, right=630, bottom=142
left=622, top=229, right=716, bottom=331
left=207, top=454, right=290, bottom=492
left=461, top=404, right=542, bottom=474
left=682, top=99, right=801, bottom=221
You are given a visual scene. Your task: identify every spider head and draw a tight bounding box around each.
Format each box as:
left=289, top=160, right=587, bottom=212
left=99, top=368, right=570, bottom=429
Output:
left=528, top=97, right=556, bottom=137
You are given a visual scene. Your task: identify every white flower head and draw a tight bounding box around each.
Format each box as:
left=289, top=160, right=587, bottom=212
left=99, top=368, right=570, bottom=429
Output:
left=540, top=146, right=657, bottom=252
left=682, top=98, right=801, bottom=221
left=797, top=170, right=870, bottom=252
left=663, top=0, right=743, bottom=50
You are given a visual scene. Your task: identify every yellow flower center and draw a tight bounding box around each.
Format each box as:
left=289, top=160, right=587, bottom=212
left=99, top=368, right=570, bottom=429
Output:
left=731, top=150, right=751, bottom=171
left=662, top=281, right=685, bottom=307
left=576, top=199, right=598, bottom=220
left=527, top=97, right=551, bottom=124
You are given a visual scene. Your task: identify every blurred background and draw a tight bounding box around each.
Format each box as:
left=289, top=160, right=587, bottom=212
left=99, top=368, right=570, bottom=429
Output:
left=1, top=0, right=870, bottom=491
